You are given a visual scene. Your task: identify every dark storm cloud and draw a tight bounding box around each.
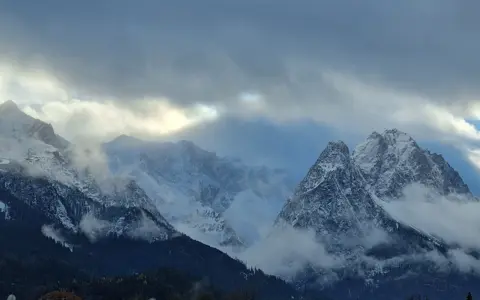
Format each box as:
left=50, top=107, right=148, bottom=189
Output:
left=1, top=0, right=480, bottom=107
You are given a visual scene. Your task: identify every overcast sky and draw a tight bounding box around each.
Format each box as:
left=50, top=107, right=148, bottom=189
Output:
left=1, top=0, right=480, bottom=189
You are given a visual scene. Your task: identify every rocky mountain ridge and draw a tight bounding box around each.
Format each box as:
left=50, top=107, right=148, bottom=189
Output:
left=275, top=129, right=478, bottom=299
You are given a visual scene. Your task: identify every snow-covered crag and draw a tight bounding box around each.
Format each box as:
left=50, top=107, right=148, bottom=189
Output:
left=353, top=129, right=470, bottom=198
left=104, top=135, right=295, bottom=250
left=275, top=129, right=474, bottom=289
left=0, top=100, right=176, bottom=242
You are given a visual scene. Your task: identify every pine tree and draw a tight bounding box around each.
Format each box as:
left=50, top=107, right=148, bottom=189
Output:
left=467, top=292, right=473, bottom=300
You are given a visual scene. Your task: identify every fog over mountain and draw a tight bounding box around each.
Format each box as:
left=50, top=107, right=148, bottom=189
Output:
left=2, top=1, right=480, bottom=299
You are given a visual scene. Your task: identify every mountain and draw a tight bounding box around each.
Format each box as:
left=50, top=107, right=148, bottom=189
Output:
left=0, top=101, right=174, bottom=241
left=104, top=135, right=295, bottom=250
left=0, top=100, right=301, bottom=300
left=275, top=129, right=480, bottom=300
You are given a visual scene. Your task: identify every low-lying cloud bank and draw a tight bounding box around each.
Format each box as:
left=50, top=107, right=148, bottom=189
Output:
left=240, top=226, right=343, bottom=279
left=382, top=184, right=480, bottom=250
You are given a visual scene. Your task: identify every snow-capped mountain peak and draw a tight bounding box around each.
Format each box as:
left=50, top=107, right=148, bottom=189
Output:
left=293, top=141, right=352, bottom=197
left=0, top=100, right=69, bottom=149
left=353, top=128, right=470, bottom=197
left=0, top=100, right=38, bottom=134
left=318, top=141, right=350, bottom=163
left=277, top=128, right=473, bottom=254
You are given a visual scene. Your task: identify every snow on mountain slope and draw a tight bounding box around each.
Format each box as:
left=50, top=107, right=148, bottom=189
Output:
left=104, top=135, right=295, bottom=249
left=0, top=100, right=175, bottom=242
left=275, top=140, right=431, bottom=254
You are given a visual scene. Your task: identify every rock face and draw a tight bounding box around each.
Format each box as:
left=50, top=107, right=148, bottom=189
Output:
left=104, top=136, right=294, bottom=249
left=275, top=129, right=478, bottom=299
left=277, top=141, right=384, bottom=247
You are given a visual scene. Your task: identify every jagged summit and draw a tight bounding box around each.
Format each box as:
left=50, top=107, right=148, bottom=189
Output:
left=311, top=141, right=350, bottom=170
left=324, top=140, right=350, bottom=155
left=0, top=100, right=69, bottom=150
left=0, top=99, right=21, bottom=112
left=353, top=128, right=469, bottom=197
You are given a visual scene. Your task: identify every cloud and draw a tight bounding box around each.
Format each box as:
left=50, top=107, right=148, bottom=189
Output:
left=79, top=211, right=169, bottom=243
left=66, top=138, right=111, bottom=182
left=447, top=249, right=480, bottom=274
left=2, top=0, right=480, bottom=101
left=126, top=211, right=170, bottom=242
left=239, top=225, right=343, bottom=280
left=79, top=213, right=112, bottom=243
left=0, top=0, right=480, bottom=144
left=41, top=224, right=73, bottom=251
left=24, top=98, right=218, bottom=141
left=0, top=65, right=218, bottom=141
left=2, top=0, right=480, bottom=181
left=381, top=184, right=480, bottom=251
left=222, top=182, right=293, bottom=245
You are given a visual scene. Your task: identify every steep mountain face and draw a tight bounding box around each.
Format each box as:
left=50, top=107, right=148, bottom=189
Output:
left=277, top=141, right=383, bottom=247
left=275, top=129, right=478, bottom=299
left=104, top=136, right=294, bottom=249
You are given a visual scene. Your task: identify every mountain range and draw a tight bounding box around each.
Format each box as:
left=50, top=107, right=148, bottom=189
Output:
left=103, top=134, right=294, bottom=250
left=1, top=100, right=480, bottom=300
left=0, top=100, right=299, bottom=300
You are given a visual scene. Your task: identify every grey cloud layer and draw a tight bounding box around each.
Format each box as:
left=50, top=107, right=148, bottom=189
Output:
left=1, top=0, right=480, bottom=107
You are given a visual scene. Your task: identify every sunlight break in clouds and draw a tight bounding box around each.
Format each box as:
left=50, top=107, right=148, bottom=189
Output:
left=0, top=64, right=219, bottom=141
left=25, top=99, right=218, bottom=141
